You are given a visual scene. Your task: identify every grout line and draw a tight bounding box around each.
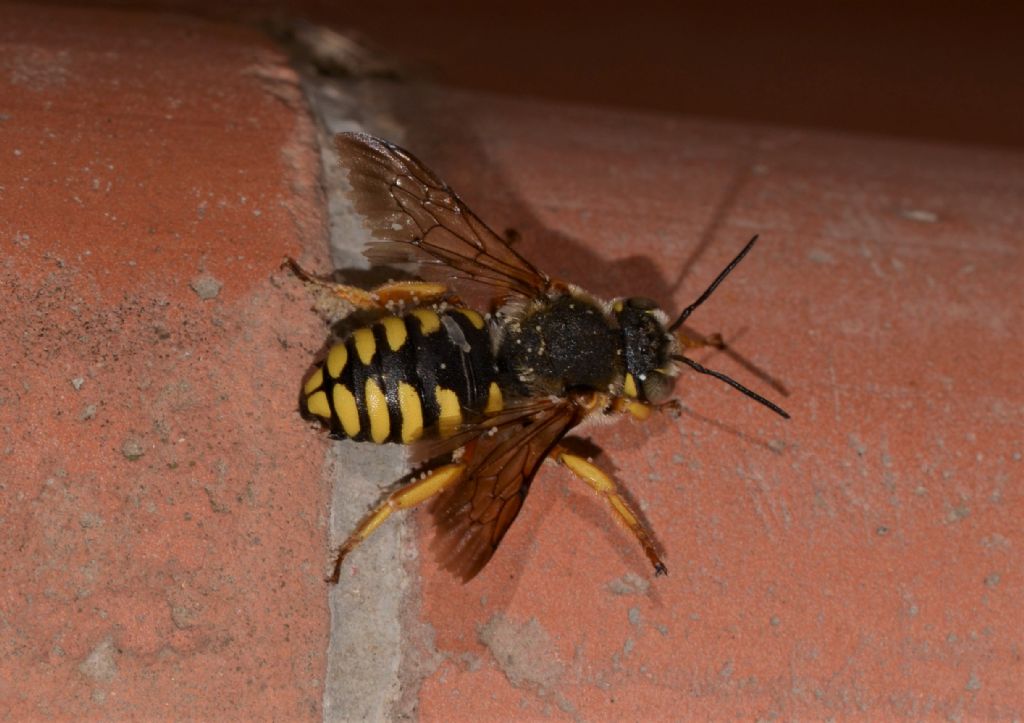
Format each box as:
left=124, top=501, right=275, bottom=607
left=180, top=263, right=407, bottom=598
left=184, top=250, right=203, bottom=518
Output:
left=279, top=27, right=421, bottom=721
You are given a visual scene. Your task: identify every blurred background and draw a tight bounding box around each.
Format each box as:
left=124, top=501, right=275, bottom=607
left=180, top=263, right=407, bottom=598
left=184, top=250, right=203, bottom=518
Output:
left=95, top=0, right=1024, bottom=149
left=315, top=0, right=1024, bottom=149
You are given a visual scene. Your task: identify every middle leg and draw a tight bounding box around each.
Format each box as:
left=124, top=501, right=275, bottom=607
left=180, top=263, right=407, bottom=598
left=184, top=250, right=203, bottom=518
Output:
left=551, top=446, right=667, bottom=576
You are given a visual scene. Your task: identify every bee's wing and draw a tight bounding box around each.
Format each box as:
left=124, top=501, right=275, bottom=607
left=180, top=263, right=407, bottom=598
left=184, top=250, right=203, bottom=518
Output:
left=335, top=132, right=550, bottom=299
left=423, top=398, right=579, bottom=581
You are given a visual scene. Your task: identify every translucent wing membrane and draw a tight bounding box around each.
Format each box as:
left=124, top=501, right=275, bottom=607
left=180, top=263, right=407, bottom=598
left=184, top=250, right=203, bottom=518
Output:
left=335, top=133, right=550, bottom=299
left=428, top=398, right=579, bottom=580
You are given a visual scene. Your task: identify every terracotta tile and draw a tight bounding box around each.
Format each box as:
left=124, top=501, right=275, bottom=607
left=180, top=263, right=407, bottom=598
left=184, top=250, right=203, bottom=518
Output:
left=4, top=5, right=1022, bottom=719
left=1, top=6, right=329, bottom=718
left=369, top=88, right=1022, bottom=719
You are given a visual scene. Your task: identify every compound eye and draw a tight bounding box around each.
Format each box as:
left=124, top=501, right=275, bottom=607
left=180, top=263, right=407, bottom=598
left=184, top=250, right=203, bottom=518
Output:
left=625, top=297, right=658, bottom=311
left=641, top=371, right=675, bottom=404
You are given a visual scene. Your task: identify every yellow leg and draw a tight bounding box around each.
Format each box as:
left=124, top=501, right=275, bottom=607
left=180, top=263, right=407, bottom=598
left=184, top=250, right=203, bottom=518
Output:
left=328, top=463, right=465, bottom=583
left=283, top=257, right=451, bottom=310
left=553, top=448, right=667, bottom=576
left=611, top=397, right=684, bottom=421
left=372, top=280, right=454, bottom=307
left=611, top=397, right=653, bottom=421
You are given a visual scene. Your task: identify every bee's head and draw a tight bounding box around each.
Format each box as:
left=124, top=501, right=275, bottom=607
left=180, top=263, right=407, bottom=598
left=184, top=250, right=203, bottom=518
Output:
left=617, top=236, right=791, bottom=420
left=614, top=297, right=679, bottom=404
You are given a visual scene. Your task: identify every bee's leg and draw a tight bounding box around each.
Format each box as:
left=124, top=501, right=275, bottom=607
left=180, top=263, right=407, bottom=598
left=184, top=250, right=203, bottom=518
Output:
left=677, top=330, right=726, bottom=351
left=328, top=463, right=465, bottom=583
left=676, top=330, right=789, bottom=396
left=283, top=257, right=450, bottom=309
left=611, top=397, right=684, bottom=423
left=369, top=280, right=454, bottom=308
left=611, top=397, right=654, bottom=421
left=653, top=399, right=684, bottom=418
left=551, top=447, right=667, bottom=576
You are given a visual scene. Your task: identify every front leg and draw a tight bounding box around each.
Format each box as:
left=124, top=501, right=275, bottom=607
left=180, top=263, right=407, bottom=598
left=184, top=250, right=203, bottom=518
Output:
left=610, top=397, right=682, bottom=421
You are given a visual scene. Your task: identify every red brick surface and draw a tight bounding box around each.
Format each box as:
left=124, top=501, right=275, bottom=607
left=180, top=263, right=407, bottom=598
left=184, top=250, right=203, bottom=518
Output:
left=1, top=5, right=329, bottom=718
left=2, top=4, right=1021, bottom=720
left=384, top=92, right=1024, bottom=719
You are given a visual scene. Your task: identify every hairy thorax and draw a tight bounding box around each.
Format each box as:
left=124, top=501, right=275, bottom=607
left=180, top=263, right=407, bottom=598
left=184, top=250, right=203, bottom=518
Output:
left=494, top=289, right=625, bottom=397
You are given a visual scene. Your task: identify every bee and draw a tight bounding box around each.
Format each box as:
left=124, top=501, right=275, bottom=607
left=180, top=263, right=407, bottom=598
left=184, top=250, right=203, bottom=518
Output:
left=290, top=133, right=789, bottom=583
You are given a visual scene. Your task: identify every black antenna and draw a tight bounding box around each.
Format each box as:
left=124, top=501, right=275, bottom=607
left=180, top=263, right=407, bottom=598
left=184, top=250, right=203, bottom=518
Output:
left=668, top=234, right=759, bottom=332
left=667, top=235, right=788, bottom=419
left=673, top=355, right=790, bottom=419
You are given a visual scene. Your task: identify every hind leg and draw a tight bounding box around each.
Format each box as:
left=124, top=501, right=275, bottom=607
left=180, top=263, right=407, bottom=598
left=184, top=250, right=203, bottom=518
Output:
left=328, top=463, right=466, bottom=582
left=284, top=257, right=451, bottom=309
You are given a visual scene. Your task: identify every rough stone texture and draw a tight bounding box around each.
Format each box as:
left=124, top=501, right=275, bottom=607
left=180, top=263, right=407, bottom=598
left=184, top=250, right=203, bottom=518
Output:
left=0, top=6, right=330, bottom=718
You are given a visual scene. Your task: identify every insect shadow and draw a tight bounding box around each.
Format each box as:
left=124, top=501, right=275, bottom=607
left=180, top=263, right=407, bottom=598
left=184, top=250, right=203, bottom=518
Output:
left=310, top=101, right=786, bottom=606
left=396, top=111, right=788, bottom=398
left=393, top=122, right=683, bottom=595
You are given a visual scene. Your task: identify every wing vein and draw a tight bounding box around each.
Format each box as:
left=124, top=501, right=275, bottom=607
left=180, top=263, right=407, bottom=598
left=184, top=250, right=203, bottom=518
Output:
left=336, top=132, right=551, bottom=302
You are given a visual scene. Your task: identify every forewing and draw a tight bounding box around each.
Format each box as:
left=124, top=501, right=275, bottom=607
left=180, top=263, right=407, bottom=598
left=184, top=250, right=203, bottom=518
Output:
left=428, top=399, right=579, bottom=581
left=335, top=132, right=550, bottom=299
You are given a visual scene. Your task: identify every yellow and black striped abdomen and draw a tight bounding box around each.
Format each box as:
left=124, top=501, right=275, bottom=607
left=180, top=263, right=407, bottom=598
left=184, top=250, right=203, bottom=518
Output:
left=302, top=308, right=503, bottom=444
